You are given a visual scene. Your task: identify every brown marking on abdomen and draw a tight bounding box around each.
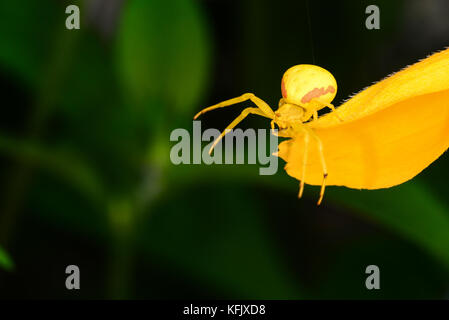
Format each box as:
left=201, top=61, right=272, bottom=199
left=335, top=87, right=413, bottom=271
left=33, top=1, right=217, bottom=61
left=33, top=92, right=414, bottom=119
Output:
left=301, top=85, right=335, bottom=104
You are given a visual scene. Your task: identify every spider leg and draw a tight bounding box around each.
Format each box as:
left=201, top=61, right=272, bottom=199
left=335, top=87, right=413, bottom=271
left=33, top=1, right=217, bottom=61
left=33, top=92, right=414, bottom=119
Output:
left=298, top=130, right=310, bottom=199
left=306, top=127, right=328, bottom=205
left=194, top=93, right=275, bottom=119
left=326, top=103, right=344, bottom=122
left=208, top=107, right=270, bottom=155
left=301, top=109, right=314, bottom=122
left=289, top=123, right=328, bottom=205
left=270, top=120, right=279, bottom=136
left=271, top=120, right=292, bottom=137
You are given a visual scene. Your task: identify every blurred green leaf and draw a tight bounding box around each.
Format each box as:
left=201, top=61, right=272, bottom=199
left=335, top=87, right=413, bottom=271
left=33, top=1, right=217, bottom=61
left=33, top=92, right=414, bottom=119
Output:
left=329, top=181, right=449, bottom=271
left=168, top=163, right=449, bottom=279
left=0, top=0, right=63, bottom=86
left=27, top=177, right=110, bottom=244
left=52, top=31, right=146, bottom=194
left=117, top=0, right=211, bottom=115
left=0, top=246, right=14, bottom=271
left=316, top=237, right=447, bottom=299
left=0, top=134, right=105, bottom=207
left=141, top=183, right=301, bottom=299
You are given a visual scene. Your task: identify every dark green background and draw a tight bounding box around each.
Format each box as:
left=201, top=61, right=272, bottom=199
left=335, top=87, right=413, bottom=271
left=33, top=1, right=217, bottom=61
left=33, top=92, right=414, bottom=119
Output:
left=0, top=0, right=449, bottom=299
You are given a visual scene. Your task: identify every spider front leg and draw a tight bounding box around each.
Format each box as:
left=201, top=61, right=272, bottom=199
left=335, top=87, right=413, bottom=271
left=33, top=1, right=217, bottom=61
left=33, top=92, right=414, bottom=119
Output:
left=194, top=93, right=275, bottom=119
left=208, top=107, right=271, bottom=155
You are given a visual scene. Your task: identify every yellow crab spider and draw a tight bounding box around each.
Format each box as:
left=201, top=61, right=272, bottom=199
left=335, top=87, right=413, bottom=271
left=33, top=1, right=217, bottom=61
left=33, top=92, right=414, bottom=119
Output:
left=194, top=65, right=341, bottom=205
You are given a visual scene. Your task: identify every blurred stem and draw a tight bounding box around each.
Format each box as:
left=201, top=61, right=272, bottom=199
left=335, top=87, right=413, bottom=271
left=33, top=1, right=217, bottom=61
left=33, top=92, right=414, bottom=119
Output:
left=105, top=112, right=165, bottom=299
left=106, top=162, right=163, bottom=299
left=0, top=30, right=80, bottom=246
left=106, top=197, right=136, bottom=299
left=107, top=233, right=135, bottom=299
